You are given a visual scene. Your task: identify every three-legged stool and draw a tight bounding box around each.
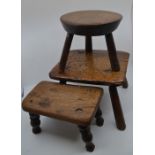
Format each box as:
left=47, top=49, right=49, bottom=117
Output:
left=22, top=81, right=104, bottom=152
left=49, top=10, right=129, bottom=130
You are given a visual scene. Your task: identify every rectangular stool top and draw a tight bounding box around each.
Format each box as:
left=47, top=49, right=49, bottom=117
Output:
left=49, top=50, right=129, bottom=86
left=22, top=81, right=103, bottom=125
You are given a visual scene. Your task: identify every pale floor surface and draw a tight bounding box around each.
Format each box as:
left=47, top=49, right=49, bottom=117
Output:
left=21, top=60, right=133, bottom=155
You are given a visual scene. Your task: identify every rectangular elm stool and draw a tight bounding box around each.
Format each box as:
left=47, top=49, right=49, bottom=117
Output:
left=22, top=81, right=104, bottom=152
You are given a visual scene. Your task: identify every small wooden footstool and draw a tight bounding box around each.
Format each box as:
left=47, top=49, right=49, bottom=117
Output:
left=22, top=81, right=104, bottom=152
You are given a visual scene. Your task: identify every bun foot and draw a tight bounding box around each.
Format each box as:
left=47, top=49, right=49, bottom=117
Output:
left=29, top=113, right=42, bottom=134
left=96, top=117, right=104, bottom=127
left=95, top=107, right=104, bottom=127
left=86, top=142, right=95, bottom=152
left=78, top=125, right=95, bottom=152
left=32, top=127, right=42, bottom=134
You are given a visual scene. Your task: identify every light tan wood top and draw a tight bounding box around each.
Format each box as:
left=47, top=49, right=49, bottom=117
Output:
left=61, top=10, right=122, bottom=26
left=49, top=50, right=129, bottom=86
left=22, top=81, right=103, bottom=125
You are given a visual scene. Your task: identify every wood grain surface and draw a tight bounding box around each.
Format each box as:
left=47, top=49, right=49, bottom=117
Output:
left=61, top=10, right=122, bottom=26
left=60, top=10, right=122, bottom=35
left=22, top=81, right=103, bottom=125
left=49, top=50, right=129, bottom=86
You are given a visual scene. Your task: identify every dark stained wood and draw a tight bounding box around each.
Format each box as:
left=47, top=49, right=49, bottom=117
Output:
left=49, top=50, right=129, bottom=86
left=105, top=33, right=120, bottom=71
left=29, top=113, right=41, bottom=134
left=60, top=10, right=122, bottom=36
left=95, top=107, right=104, bottom=126
left=22, top=81, right=103, bottom=126
left=109, top=86, right=126, bottom=130
left=59, top=33, right=74, bottom=72
left=78, top=125, right=95, bottom=152
left=122, top=77, right=128, bottom=88
left=85, top=36, right=92, bottom=52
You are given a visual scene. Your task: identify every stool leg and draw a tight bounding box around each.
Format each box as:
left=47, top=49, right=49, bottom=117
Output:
left=122, top=77, right=128, bottom=88
left=95, top=107, right=104, bottom=127
left=29, top=113, right=41, bottom=134
left=109, top=86, right=126, bottom=130
left=105, top=33, right=120, bottom=71
left=59, top=33, right=74, bottom=72
left=78, top=125, right=95, bottom=152
left=85, top=35, right=92, bottom=53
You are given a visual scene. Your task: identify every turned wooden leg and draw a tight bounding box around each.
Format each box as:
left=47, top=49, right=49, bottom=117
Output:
left=78, top=125, right=95, bottom=152
left=95, top=107, right=104, bottom=127
left=105, top=33, right=120, bottom=71
left=59, top=33, right=74, bottom=72
left=29, top=113, right=41, bottom=134
left=122, top=77, right=128, bottom=88
left=109, top=86, right=126, bottom=130
left=85, top=35, right=92, bottom=53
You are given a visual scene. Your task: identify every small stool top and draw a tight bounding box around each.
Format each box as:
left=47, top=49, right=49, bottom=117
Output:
left=22, top=81, right=103, bottom=125
left=60, top=10, right=122, bottom=36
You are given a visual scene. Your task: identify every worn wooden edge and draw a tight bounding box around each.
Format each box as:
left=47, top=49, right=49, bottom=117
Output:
left=22, top=81, right=104, bottom=125
left=49, top=76, right=122, bottom=86
left=60, top=10, right=122, bottom=26
left=60, top=10, right=122, bottom=36
left=49, top=50, right=130, bottom=86
left=61, top=20, right=122, bottom=36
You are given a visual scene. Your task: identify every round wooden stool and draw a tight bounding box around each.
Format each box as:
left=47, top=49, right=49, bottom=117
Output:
left=60, top=10, right=125, bottom=74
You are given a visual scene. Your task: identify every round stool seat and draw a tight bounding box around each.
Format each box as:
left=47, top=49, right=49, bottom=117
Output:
left=60, top=10, right=122, bottom=36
